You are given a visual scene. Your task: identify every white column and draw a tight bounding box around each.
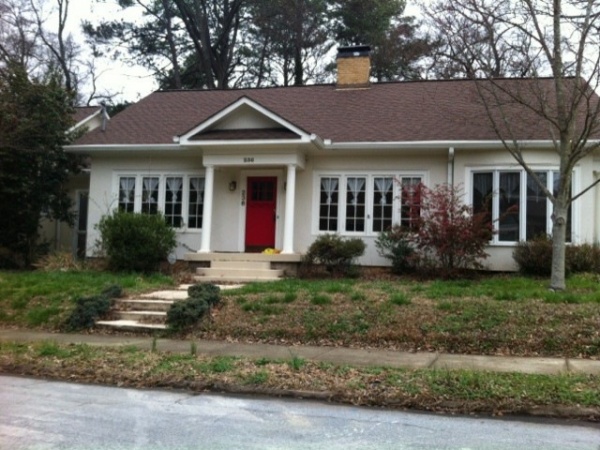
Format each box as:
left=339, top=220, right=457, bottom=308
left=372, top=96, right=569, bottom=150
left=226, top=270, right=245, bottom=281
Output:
left=282, top=164, right=296, bottom=254
left=199, top=165, right=215, bottom=253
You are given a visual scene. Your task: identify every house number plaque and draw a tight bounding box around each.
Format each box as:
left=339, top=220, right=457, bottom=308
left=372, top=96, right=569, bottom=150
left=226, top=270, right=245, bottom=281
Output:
left=243, top=157, right=254, bottom=163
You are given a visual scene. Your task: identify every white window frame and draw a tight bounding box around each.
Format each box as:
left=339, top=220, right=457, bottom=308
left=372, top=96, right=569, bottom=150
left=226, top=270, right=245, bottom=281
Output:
left=114, top=171, right=205, bottom=232
left=313, top=171, right=428, bottom=236
left=466, top=166, right=579, bottom=245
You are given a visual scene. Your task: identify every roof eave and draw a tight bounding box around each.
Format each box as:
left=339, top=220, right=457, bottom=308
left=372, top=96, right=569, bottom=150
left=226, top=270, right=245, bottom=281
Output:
left=324, top=140, right=593, bottom=150
left=65, top=144, right=183, bottom=153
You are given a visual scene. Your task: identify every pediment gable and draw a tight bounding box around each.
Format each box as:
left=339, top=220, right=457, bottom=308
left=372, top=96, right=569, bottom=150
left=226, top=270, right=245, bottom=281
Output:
left=179, top=96, right=310, bottom=144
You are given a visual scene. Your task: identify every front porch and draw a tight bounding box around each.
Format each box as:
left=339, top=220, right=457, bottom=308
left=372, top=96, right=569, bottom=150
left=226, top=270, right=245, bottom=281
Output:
left=184, top=252, right=303, bottom=282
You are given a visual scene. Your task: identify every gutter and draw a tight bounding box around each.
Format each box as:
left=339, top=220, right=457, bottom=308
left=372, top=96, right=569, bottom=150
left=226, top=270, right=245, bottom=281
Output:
left=65, top=144, right=184, bottom=153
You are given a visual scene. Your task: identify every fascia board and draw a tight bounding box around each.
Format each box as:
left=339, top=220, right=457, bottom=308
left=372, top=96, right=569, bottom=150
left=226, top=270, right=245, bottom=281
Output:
left=323, top=140, right=594, bottom=150
left=65, top=144, right=183, bottom=153
left=68, top=110, right=102, bottom=133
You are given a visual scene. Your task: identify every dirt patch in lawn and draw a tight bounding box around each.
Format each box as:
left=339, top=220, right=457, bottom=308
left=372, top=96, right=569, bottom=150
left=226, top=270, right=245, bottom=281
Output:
left=194, top=278, right=600, bottom=358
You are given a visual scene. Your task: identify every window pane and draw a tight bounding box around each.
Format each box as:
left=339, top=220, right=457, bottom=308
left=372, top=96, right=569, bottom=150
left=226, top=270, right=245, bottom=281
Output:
left=499, top=172, right=520, bottom=241
left=345, top=177, right=366, bottom=232
left=319, top=177, right=339, bottom=232
left=553, top=171, right=572, bottom=243
left=141, top=177, right=159, bottom=214
left=473, top=172, right=493, bottom=225
left=188, top=177, right=204, bottom=229
left=526, top=172, right=547, bottom=240
left=372, top=177, right=393, bottom=232
left=165, top=177, right=183, bottom=228
left=401, top=177, right=421, bottom=230
left=118, top=177, right=135, bottom=213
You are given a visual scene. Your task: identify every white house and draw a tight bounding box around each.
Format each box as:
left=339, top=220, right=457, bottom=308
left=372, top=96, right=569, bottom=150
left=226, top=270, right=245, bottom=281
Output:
left=66, top=46, right=600, bottom=272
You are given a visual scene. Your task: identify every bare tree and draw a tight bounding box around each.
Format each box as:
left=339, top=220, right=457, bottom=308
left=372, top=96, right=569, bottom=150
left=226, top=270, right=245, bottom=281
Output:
left=171, top=0, right=245, bottom=89
left=425, top=0, right=600, bottom=290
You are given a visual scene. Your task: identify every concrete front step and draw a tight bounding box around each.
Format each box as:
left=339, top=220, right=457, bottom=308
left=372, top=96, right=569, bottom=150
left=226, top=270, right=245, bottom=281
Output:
left=197, top=268, right=284, bottom=279
left=117, top=299, right=174, bottom=312
left=96, top=320, right=167, bottom=331
left=193, top=275, right=280, bottom=283
left=114, top=310, right=167, bottom=322
left=140, top=290, right=189, bottom=300
left=210, top=260, right=271, bottom=270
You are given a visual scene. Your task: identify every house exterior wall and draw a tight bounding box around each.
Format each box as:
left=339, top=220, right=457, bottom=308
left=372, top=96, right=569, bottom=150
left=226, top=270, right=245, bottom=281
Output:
left=83, top=146, right=600, bottom=271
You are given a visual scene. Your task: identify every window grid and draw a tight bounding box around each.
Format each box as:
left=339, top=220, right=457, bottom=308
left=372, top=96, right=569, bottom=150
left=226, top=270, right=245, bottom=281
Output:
left=319, top=177, right=339, bottom=232
left=345, top=177, right=366, bottom=232
left=116, top=174, right=204, bottom=229
left=165, top=177, right=183, bottom=227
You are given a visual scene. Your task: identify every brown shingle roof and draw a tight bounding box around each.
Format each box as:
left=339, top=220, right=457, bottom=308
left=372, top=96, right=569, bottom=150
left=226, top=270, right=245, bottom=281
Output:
left=73, top=106, right=100, bottom=125
left=74, top=79, right=599, bottom=146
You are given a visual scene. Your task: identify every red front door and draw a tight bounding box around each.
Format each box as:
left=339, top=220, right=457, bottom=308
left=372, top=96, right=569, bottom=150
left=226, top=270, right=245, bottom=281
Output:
left=245, top=177, right=277, bottom=251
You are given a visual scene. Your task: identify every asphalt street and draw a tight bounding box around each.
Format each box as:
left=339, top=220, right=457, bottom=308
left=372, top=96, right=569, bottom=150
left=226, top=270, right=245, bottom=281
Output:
left=1, top=375, right=599, bottom=449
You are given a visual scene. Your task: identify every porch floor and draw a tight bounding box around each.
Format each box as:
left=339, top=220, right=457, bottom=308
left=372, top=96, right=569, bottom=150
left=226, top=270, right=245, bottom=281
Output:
left=184, top=252, right=303, bottom=263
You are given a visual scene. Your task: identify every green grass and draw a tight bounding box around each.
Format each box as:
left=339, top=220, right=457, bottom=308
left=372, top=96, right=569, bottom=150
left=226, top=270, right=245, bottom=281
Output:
left=0, top=270, right=173, bottom=328
left=4, top=341, right=599, bottom=413
left=389, top=292, right=411, bottom=306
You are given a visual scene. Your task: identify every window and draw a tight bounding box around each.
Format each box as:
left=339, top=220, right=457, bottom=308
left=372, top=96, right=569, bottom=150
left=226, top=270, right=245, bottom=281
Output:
left=165, top=177, right=183, bottom=227
left=316, top=173, right=425, bottom=235
left=319, top=177, right=339, bottom=232
left=118, top=177, right=136, bottom=212
left=141, top=177, right=159, bottom=214
left=116, top=174, right=204, bottom=229
left=345, top=177, right=366, bottom=232
left=372, top=177, right=393, bottom=232
left=400, top=177, right=422, bottom=230
left=472, top=169, right=573, bottom=243
left=188, top=177, right=204, bottom=229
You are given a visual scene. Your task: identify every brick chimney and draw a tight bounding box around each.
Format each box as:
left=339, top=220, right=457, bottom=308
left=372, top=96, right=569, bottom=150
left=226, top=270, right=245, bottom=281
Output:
left=336, top=45, right=371, bottom=89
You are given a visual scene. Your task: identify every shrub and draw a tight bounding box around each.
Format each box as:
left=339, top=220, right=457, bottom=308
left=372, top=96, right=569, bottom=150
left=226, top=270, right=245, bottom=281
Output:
left=188, top=283, right=221, bottom=306
left=97, top=211, right=176, bottom=273
left=375, top=226, right=415, bottom=274
left=402, top=184, right=492, bottom=277
left=514, top=236, right=600, bottom=276
left=64, top=284, right=122, bottom=331
left=166, top=297, right=210, bottom=331
left=65, top=295, right=112, bottom=331
left=513, top=235, right=553, bottom=276
left=567, top=243, right=600, bottom=274
left=302, top=234, right=366, bottom=276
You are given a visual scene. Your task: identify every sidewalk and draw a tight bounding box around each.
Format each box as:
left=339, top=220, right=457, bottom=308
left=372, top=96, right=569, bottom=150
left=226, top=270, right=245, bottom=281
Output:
left=2, top=329, right=600, bottom=376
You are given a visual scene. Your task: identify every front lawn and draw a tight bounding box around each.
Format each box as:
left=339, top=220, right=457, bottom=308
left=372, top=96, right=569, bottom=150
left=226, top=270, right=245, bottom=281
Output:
left=0, top=271, right=173, bottom=329
left=203, top=274, right=600, bottom=358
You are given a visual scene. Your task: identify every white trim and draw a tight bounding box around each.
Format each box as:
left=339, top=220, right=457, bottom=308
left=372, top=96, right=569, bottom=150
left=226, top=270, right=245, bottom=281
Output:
left=69, top=109, right=102, bottom=133
left=203, top=152, right=306, bottom=169
left=325, top=140, right=600, bottom=151
left=179, top=97, right=310, bottom=144
left=66, top=144, right=183, bottom=153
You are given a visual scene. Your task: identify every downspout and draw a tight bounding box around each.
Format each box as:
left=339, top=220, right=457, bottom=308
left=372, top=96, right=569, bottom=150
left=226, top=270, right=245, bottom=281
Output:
left=594, top=170, right=600, bottom=242
left=447, top=147, right=455, bottom=186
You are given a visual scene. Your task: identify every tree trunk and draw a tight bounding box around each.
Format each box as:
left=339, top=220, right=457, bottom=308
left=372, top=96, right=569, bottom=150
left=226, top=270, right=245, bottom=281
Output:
left=550, top=201, right=568, bottom=291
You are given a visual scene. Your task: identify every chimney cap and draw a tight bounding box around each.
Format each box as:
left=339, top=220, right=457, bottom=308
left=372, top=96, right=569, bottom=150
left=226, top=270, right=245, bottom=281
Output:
left=337, top=45, right=371, bottom=59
